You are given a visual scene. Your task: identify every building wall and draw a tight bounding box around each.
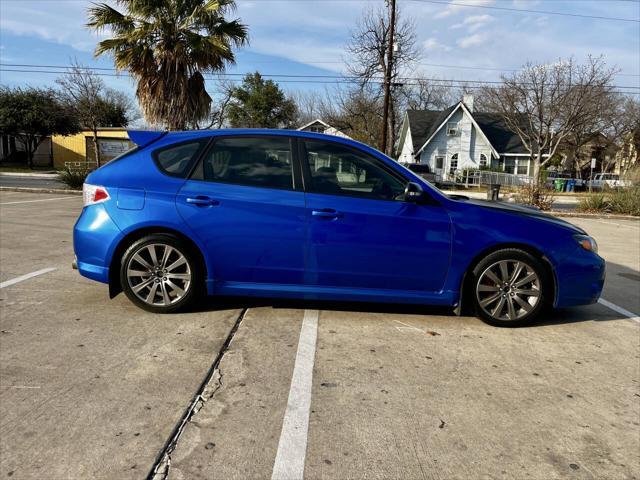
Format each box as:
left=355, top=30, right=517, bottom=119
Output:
left=397, top=124, right=414, bottom=163
left=0, top=134, right=52, bottom=166
left=418, top=108, right=493, bottom=174
left=52, top=129, right=131, bottom=169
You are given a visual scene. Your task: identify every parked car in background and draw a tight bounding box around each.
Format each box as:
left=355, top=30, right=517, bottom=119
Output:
left=588, top=173, right=628, bottom=190
left=74, top=129, right=604, bottom=327
left=401, top=163, right=436, bottom=184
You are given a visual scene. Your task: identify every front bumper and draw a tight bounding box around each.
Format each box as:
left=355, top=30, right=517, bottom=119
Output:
left=554, top=247, right=606, bottom=308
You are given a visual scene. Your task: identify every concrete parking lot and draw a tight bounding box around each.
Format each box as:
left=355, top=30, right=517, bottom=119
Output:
left=1, top=190, right=638, bottom=480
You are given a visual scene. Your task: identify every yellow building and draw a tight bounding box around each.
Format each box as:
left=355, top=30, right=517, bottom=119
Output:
left=52, top=128, right=133, bottom=169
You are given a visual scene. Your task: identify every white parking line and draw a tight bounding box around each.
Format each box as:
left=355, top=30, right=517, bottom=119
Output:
left=271, top=309, right=319, bottom=480
left=0, top=268, right=57, bottom=289
left=590, top=219, right=639, bottom=228
left=598, top=298, right=640, bottom=324
left=0, top=196, right=79, bottom=205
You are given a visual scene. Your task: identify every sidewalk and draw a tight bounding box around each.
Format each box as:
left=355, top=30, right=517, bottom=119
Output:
left=445, top=189, right=580, bottom=211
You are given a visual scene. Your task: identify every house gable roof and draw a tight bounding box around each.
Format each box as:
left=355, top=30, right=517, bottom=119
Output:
left=297, top=119, right=331, bottom=131
left=406, top=107, right=456, bottom=153
left=472, top=113, right=528, bottom=154
left=407, top=104, right=529, bottom=157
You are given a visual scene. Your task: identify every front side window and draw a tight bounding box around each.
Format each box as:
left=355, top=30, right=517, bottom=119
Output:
left=154, top=140, right=206, bottom=178
left=435, top=156, right=444, bottom=169
left=303, top=140, right=406, bottom=201
left=479, top=153, right=488, bottom=167
left=194, top=137, right=293, bottom=190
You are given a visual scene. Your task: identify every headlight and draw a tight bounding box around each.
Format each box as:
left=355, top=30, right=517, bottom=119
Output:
left=574, top=235, right=598, bottom=254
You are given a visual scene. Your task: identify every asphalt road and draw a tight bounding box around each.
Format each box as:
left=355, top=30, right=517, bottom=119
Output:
left=0, top=191, right=638, bottom=480
left=0, top=175, right=67, bottom=190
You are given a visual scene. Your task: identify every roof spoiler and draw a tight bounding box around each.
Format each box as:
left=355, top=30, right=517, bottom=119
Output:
left=127, top=130, right=167, bottom=148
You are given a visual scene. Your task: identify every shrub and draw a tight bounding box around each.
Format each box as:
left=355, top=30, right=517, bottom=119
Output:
left=578, top=193, right=610, bottom=213
left=608, top=186, right=640, bottom=216
left=58, top=167, right=90, bottom=190
left=516, top=181, right=555, bottom=211
left=577, top=186, right=640, bottom=216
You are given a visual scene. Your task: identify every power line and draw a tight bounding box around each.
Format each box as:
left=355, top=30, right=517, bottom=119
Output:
left=2, top=63, right=639, bottom=89
left=407, top=0, right=640, bottom=23
left=190, top=0, right=640, bottom=22
left=1, top=0, right=638, bottom=22
left=2, top=67, right=639, bottom=94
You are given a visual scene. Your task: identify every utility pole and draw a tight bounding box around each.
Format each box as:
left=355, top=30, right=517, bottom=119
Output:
left=381, top=0, right=396, bottom=156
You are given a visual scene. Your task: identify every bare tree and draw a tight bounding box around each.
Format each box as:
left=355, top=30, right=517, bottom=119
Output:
left=318, top=84, right=384, bottom=149
left=194, top=77, right=236, bottom=129
left=56, top=60, right=131, bottom=166
left=483, top=56, right=618, bottom=186
left=290, top=90, right=323, bottom=126
left=346, top=5, right=419, bottom=155
left=398, top=76, right=455, bottom=111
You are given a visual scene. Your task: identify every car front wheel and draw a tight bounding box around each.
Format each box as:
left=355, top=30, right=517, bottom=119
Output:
left=120, top=234, right=200, bottom=313
left=471, top=249, right=549, bottom=327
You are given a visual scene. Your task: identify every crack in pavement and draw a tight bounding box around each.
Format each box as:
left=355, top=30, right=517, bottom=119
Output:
left=147, top=308, right=248, bottom=480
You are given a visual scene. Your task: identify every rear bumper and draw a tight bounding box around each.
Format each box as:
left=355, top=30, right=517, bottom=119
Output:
left=73, top=204, right=122, bottom=285
left=554, top=248, right=606, bottom=308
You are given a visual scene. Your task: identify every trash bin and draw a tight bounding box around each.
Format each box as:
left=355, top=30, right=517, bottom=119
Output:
left=487, top=183, right=501, bottom=201
left=566, top=179, right=576, bottom=192
left=554, top=179, right=566, bottom=192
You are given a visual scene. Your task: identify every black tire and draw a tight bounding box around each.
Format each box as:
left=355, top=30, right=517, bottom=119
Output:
left=471, top=248, right=550, bottom=327
left=120, top=234, right=202, bottom=313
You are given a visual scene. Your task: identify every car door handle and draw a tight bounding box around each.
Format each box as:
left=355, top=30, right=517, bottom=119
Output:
left=185, top=196, right=219, bottom=207
left=312, top=209, right=343, bottom=219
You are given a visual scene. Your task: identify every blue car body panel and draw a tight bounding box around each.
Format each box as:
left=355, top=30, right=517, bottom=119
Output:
left=176, top=179, right=306, bottom=290
left=73, top=129, right=605, bottom=310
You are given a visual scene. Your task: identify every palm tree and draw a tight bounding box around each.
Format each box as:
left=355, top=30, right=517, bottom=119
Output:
left=87, top=0, right=248, bottom=130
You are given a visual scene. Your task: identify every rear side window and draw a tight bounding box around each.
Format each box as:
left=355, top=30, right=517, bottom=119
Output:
left=153, top=140, right=206, bottom=178
left=193, top=137, right=293, bottom=190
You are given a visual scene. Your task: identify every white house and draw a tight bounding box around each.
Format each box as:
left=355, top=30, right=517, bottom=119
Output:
left=397, top=95, right=535, bottom=179
left=297, top=119, right=351, bottom=139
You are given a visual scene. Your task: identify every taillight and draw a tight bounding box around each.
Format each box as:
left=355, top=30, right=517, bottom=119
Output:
left=83, top=183, right=111, bottom=206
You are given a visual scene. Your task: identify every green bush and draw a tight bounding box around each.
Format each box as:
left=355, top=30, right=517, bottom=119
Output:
left=608, top=186, right=640, bottom=216
left=578, top=193, right=610, bottom=213
left=577, top=187, right=640, bottom=216
left=58, top=167, right=90, bottom=190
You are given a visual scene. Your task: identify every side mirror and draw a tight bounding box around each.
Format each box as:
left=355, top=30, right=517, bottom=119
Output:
left=404, top=182, right=425, bottom=203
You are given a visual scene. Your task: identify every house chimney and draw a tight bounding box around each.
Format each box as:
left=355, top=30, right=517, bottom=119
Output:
left=463, top=94, right=474, bottom=112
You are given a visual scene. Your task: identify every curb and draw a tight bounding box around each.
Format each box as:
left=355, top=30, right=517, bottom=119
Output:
left=0, top=186, right=81, bottom=195
left=0, top=172, right=58, bottom=178
left=549, top=211, right=639, bottom=221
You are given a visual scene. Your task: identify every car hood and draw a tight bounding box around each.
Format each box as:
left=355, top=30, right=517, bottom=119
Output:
left=457, top=198, right=587, bottom=234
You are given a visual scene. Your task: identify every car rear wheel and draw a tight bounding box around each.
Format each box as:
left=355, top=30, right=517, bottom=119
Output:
left=471, top=249, right=549, bottom=327
left=120, top=234, right=200, bottom=313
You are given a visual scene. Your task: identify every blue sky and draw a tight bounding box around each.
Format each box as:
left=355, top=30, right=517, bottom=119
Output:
left=1, top=0, right=639, bottom=101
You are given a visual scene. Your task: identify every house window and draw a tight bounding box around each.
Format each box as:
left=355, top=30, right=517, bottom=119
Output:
left=446, top=123, right=458, bottom=136
left=435, top=156, right=444, bottom=169
left=517, top=160, right=529, bottom=175
left=479, top=153, right=488, bottom=167
left=449, top=153, right=459, bottom=175
left=308, top=126, right=324, bottom=133
left=504, top=157, right=516, bottom=174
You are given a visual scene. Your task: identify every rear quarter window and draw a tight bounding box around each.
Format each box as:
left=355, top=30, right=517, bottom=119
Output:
left=153, top=140, right=207, bottom=178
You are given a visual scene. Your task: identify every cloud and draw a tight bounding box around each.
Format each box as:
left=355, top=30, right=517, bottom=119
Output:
left=457, top=33, right=488, bottom=48
left=435, top=0, right=495, bottom=19
left=450, top=14, right=495, bottom=31
left=423, top=38, right=452, bottom=52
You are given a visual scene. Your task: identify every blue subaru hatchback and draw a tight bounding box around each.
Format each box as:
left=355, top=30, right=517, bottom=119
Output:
left=74, top=129, right=604, bottom=327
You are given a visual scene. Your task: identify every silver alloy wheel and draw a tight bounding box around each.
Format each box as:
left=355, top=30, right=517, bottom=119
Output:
left=126, top=243, right=192, bottom=307
left=476, top=260, right=541, bottom=321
